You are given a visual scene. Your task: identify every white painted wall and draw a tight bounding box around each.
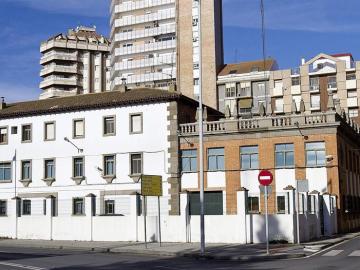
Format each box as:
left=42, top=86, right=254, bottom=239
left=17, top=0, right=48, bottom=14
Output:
left=306, top=168, right=328, bottom=193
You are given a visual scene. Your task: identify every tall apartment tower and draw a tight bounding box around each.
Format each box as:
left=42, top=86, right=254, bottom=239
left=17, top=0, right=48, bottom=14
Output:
left=39, top=26, right=111, bottom=99
left=110, top=0, right=224, bottom=108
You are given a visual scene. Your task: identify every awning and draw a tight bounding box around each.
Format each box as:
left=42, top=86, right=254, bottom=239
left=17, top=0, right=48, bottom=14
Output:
left=238, top=98, right=253, bottom=109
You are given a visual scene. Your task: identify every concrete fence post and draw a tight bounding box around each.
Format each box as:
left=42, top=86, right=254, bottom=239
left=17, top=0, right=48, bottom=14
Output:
left=45, top=196, right=54, bottom=240
left=85, top=194, right=96, bottom=241
left=237, top=188, right=248, bottom=244
left=130, top=194, right=139, bottom=242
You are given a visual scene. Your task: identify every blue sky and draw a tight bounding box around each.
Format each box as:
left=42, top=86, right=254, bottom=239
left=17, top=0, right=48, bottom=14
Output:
left=1, top=0, right=360, bottom=102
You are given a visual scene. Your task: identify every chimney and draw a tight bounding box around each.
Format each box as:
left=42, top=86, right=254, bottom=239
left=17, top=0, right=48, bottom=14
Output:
left=0, top=97, right=6, bottom=110
left=301, top=58, right=306, bottom=65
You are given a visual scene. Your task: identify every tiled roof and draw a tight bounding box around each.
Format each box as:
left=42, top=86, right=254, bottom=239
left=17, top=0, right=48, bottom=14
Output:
left=0, top=89, right=183, bottom=119
left=218, top=59, right=277, bottom=76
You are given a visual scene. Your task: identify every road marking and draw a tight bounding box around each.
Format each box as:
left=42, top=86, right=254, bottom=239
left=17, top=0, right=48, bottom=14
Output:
left=0, top=262, right=46, bottom=270
left=322, top=250, right=343, bottom=256
left=349, top=250, right=360, bottom=257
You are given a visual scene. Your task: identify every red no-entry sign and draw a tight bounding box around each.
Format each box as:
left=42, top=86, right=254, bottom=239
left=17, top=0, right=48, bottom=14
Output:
left=258, top=170, right=273, bottom=186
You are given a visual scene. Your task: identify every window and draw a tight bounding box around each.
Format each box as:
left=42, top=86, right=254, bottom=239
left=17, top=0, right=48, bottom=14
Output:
left=310, top=77, right=319, bottom=91
left=130, top=113, right=143, bottom=134
left=0, top=162, right=11, bottom=182
left=44, top=159, right=55, bottom=179
left=22, top=200, right=31, bottom=215
left=291, top=77, right=300, bottom=86
left=73, top=198, right=84, bottom=215
left=181, top=149, right=197, bottom=172
left=275, top=144, right=294, bottom=168
left=274, top=98, right=284, bottom=112
left=193, top=78, right=199, bottom=85
left=21, top=124, right=32, bottom=142
left=73, top=157, right=84, bottom=178
left=11, top=126, right=18, bottom=135
left=0, top=200, right=7, bottom=216
left=21, top=161, right=31, bottom=180
left=347, top=90, right=357, bottom=98
left=104, top=155, right=115, bottom=176
left=274, top=80, right=283, bottom=89
left=328, top=76, right=337, bottom=89
left=44, top=122, right=55, bottom=141
left=128, top=153, right=142, bottom=176
left=240, top=146, right=259, bottom=170
left=103, top=116, right=115, bottom=136
left=73, top=119, right=85, bottom=138
left=346, top=72, right=356, bottom=80
left=0, top=127, right=8, bottom=144
left=310, top=94, right=320, bottom=109
left=225, top=83, right=236, bottom=98
left=277, top=196, right=286, bottom=214
left=306, top=142, right=326, bottom=167
left=239, top=82, right=251, bottom=97
left=207, top=148, right=225, bottom=171
left=349, top=109, right=359, bottom=118
left=105, top=200, right=115, bottom=215
left=189, top=192, right=223, bottom=215
left=247, top=196, right=260, bottom=213
left=251, top=67, right=259, bottom=72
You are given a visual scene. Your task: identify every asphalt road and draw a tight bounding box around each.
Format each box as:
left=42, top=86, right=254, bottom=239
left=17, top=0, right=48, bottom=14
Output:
left=0, top=237, right=359, bottom=270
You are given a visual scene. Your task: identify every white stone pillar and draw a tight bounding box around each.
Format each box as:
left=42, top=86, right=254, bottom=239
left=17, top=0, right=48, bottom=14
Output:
left=284, top=187, right=296, bottom=243
left=331, top=195, right=338, bottom=234
left=180, top=192, right=189, bottom=243
left=85, top=194, right=96, bottom=241
left=45, top=196, right=54, bottom=240
left=237, top=188, right=248, bottom=244
left=322, top=193, right=332, bottom=236
left=130, top=194, right=139, bottom=242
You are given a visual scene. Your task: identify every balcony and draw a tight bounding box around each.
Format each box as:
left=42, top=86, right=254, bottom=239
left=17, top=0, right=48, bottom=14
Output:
left=291, top=85, right=301, bottom=95
left=272, top=86, right=283, bottom=97
left=309, top=85, right=320, bottom=93
left=346, top=79, right=357, bottom=89
left=115, top=54, right=175, bottom=71
left=347, top=97, right=358, bottom=108
left=40, top=76, right=79, bottom=89
left=115, top=40, right=176, bottom=56
left=114, top=0, right=175, bottom=13
left=115, top=8, right=175, bottom=27
left=40, top=52, right=78, bottom=65
left=115, top=24, right=176, bottom=42
left=116, top=69, right=176, bottom=84
left=40, top=65, right=78, bottom=77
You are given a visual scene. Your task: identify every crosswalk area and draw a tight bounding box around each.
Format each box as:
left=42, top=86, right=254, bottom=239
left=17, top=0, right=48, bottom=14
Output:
left=322, top=250, right=360, bottom=257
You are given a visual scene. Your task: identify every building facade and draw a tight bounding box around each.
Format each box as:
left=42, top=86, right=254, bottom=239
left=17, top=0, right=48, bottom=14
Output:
left=39, top=26, right=111, bottom=99
left=110, top=0, right=224, bottom=108
left=217, top=53, right=360, bottom=124
left=179, top=102, right=360, bottom=241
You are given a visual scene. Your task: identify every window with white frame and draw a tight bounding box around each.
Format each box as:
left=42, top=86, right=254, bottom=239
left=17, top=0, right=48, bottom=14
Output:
left=291, top=77, right=300, bottom=86
left=130, top=153, right=142, bottom=175
left=207, top=148, right=225, bottom=171
left=21, top=161, right=31, bottom=180
left=310, top=94, right=320, bottom=109
left=310, top=77, right=319, bottom=90
left=103, top=116, right=115, bottom=136
left=181, top=149, right=197, bottom=173
left=0, top=162, right=11, bottom=182
left=73, top=157, right=84, bottom=178
left=274, top=98, right=284, bottom=112
left=347, top=90, right=357, bottom=98
left=0, top=127, right=8, bottom=144
left=22, top=200, right=31, bottom=215
left=275, top=144, right=294, bottom=168
left=105, top=200, right=115, bottom=215
left=44, top=122, right=55, bottom=141
left=73, top=198, right=84, bottom=215
left=277, top=195, right=286, bottom=214
left=239, top=82, right=251, bottom=97
left=21, top=124, right=32, bottom=142
left=0, top=200, right=7, bottom=216
left=306, top=142, right=326, bottom=167
left=73, top=119, right=85, bottom=138
left=274, top=80, right=283, bottom=89
left=130, top=114, right=143, bottom=134
left=349, top=109, right=359, bottom=118
left=247, top=196, right=260, bottom=213
left=346, top=72, right=356, bottom=80
left=225, top=83, right=236, bottom=98
left=104, top=155, right=115, bottom=176
left=240, top=146, right=259, bottom=170
left=44, top=159, right=55, bottom=179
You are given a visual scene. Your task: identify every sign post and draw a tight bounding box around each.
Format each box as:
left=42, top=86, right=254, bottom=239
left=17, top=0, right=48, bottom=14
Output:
left=258, top=170, right=273, bottom=255
left=141, top=175, right=163, bottom=248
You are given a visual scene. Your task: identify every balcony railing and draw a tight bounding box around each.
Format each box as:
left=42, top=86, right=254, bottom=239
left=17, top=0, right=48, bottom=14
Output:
left=115, top=24, right=176, bottom=42
left=114, top=0, right=175, bottom=13
left=40, top=52, right=78, bottom=65
left=115, top=40, right=176, bottom=56
left=40, top=76, right=79, bottom=88
left=116, top=69, right=176, bottom=84
left=179, top=112, right=340, bottom=136
left=40, top=65, right=78, bottom=76
left=310, top=85, right=320, bottom=92
left=115, top=8, right=175, bottom=27
left=115, top=54, right=175, bottom=71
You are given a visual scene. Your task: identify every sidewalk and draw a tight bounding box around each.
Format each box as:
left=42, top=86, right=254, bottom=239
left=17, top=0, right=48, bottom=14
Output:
left=0, top=233, right=358, bottom=262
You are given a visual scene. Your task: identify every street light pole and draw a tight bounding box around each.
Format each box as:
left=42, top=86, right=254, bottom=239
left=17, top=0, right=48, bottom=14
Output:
left=198, top=0, right=205, bottom=255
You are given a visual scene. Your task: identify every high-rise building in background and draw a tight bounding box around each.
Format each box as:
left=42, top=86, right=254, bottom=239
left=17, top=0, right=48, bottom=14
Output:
left=39, top=26, right=111, bottom=99
left=110, top=0, right=224, bottom=108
